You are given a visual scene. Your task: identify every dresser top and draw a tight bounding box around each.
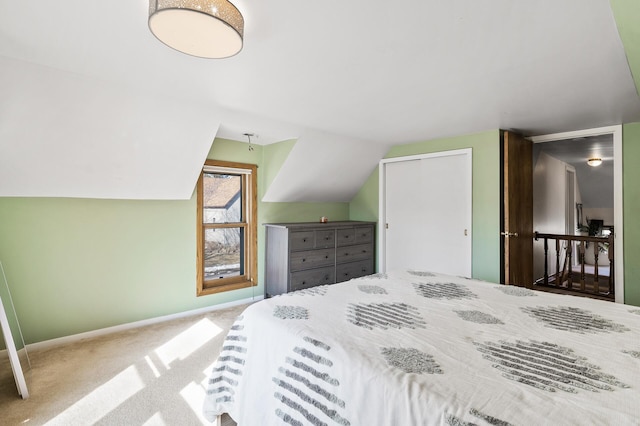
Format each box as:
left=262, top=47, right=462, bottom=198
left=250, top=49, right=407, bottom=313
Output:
left=264, top=221, right=375, bottom=229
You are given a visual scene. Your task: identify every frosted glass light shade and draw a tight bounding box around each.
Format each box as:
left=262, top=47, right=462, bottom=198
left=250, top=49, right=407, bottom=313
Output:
left=149, top=0, right=244, bottom=59
left=587, top=158, right=602, bottom=167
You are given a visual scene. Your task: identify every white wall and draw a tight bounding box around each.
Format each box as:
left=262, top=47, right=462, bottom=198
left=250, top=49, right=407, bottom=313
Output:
left=581, top=207, right=614, bottom=266
left=533, top=151, right=578, bottom=279
left=583, top=207, right=614, bottom=226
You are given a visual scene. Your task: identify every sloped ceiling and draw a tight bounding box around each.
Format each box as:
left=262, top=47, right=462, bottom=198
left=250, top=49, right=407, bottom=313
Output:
left=262, top=130, right=389, bottom=202
left=1, top=1, right=640, bottom=200
left=0, top=57, right=218, bottom=199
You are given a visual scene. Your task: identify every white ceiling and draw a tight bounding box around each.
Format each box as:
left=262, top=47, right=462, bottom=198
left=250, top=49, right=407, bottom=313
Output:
left=534, top=135, right=614, bottom=208
left=1, top=0, right=639, bottom=200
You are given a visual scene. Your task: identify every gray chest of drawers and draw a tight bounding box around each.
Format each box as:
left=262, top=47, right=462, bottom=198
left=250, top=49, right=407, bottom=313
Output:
left=264, top=221, right=376, bottom=297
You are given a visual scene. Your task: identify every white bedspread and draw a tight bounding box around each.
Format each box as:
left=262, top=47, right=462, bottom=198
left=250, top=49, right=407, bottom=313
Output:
left=203, top=270, right=640, bottom=425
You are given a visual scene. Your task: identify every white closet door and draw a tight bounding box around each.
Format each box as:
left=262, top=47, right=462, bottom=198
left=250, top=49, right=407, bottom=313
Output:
left=382, top=150, right=471, bottom=277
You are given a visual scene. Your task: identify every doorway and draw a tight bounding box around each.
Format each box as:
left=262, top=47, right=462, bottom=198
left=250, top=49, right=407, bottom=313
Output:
left=530, top=125, right=623, bottom=303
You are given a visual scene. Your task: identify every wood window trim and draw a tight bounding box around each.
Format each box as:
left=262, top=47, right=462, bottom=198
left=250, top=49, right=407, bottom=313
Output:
left=197, top=160, right=258, bottom=296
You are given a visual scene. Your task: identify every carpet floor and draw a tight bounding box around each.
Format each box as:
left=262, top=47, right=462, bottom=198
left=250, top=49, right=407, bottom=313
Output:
left=0, top=304, right=246, bottom=426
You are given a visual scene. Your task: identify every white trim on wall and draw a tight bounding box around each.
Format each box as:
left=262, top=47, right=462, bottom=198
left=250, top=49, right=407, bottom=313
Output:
left=530, top=125, right=623, bottom=303
left=565, top=165, right=576, bottom=237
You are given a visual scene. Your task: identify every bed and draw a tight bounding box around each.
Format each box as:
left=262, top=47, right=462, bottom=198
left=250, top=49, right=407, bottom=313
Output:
left=203, top=270, right=640, bottom=425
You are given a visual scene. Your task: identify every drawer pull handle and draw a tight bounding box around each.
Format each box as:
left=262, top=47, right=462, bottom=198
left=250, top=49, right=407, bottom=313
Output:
left=302, top=258, right=306, bottom=262
left=344, top=252, right=349, bottom=256
left=325, top=236, right=330, bottom=240
left=324, top=275, right=329, bottom=280
left=303, top=238, right=307, bottom=242
left=362, top=250, right=367, bottom=253
left=325, top=255, right=329, bottom=259
left=302, top=281, right=306, bottom=285
left=362, top=268, right=367, bottom=272
left=344, top=235, right=349, bottom=239
left=344, top=273, right=349, bottom=276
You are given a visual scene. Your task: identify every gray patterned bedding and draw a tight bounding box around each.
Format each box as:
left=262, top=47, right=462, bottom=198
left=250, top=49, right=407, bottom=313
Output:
left=203, top=270, right=640, bottom=425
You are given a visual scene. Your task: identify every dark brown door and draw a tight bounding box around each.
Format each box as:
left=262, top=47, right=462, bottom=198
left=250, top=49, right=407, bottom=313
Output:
left=501, top=131, right=533, bottom=287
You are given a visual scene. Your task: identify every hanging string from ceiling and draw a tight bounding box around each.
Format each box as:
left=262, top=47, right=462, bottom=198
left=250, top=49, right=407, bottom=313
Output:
left=244, top=133, right=255, bottom=151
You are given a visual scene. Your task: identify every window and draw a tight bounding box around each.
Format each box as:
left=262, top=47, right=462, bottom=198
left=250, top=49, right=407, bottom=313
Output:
left=196, top=160, right=257, bottom=295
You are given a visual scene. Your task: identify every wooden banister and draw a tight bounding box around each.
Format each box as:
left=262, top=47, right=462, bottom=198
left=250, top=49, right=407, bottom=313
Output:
left=534, top=232, right=614, bottom=299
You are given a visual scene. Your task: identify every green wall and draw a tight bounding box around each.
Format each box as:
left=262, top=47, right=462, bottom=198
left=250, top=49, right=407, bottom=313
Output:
left=0, top=138, right=348, bottom=345
left=622, top=124, right=640, bottom=306
left=610, top=0, right=640, bottom=306
left=349, top=130, right=501, bottom=283
left=0, top=197, right=202, bottom=344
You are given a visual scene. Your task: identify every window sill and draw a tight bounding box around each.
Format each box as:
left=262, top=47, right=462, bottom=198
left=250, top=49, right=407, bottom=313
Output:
left=197, top=279, right=257, bottom=296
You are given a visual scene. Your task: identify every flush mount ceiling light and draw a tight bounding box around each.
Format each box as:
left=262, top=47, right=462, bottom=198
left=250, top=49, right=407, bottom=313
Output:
left=148, top=0, right=244, bottom=59
left=587, top=158, right=603, bottom=167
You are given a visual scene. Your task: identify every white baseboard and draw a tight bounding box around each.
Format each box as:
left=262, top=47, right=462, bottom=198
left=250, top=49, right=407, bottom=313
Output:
left=0, top=295, right=263, bottom=357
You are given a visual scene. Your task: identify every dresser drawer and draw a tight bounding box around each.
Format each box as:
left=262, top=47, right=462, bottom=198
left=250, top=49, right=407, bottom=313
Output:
left=315, top=230, right=335, bottom=248
left=290, top=267, right=335, bottom=291
left=290, top=249, right=335, bottom=272
left=354, top=226, right=374, bottom=244
left=290, top=231, right=315, bottom=250
left=336, top=259, right=374, bottom=282
left=336, top=228, right=356, bottom=246
left=336, top=243, right=373, bottom=264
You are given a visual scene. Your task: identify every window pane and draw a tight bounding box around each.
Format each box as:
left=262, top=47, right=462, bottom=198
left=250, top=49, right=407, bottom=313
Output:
left=203, top=173, right=242, bottom=224
left=204, top=228, right=245, bottom=281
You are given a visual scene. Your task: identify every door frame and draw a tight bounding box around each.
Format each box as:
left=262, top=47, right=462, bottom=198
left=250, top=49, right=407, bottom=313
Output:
left=565, top=165, right=577, bottom=237
left=565, top=165, right=578, bottom=267
left=529, top=125, right=623, bottom=303
left=378, top=148, right=472, bottom=274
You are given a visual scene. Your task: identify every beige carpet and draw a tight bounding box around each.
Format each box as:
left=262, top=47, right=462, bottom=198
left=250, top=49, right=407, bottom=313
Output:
left=0, top=304, right=246, bottom=426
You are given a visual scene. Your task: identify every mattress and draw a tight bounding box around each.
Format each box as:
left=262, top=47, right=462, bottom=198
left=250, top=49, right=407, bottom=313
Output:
left=203, top=270, right=640, bottom=425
